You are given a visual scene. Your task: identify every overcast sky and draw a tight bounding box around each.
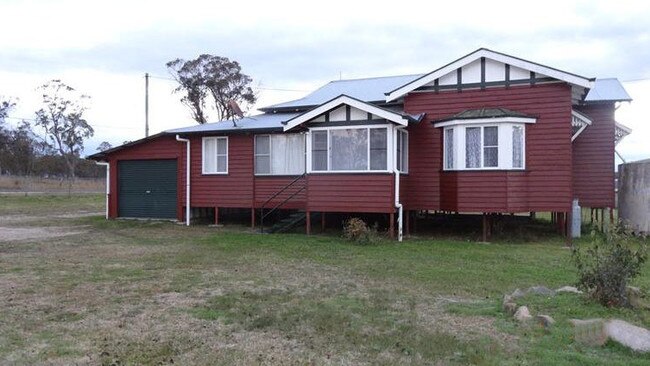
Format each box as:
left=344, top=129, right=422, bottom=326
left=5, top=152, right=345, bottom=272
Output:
left=1, top=0, right=648, bottom=163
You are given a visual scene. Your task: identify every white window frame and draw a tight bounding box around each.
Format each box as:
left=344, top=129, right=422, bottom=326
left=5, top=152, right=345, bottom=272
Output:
left=254, top=134, right=306, bottom=176
left=396, top=129, right=409, bottom=174
left=307, top=125, right=393, bottom=173
left=442, top=122, right=527, bottom=171
left=202, top=136, right=228, bottom=175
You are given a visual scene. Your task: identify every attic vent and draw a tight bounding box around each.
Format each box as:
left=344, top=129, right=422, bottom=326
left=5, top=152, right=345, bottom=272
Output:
left=615, top=122, right=632, bottom=145
left=571, top=110, right=592, bottom=142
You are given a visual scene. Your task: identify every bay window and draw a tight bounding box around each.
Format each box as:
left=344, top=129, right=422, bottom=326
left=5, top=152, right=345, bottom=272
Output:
left=310, top=126, right=392, bottom=172
left=254, top=134, right=305, bottom=175
left=443, top=123, right=526, bottom=171
left=202, top=136, right=228, bottom=174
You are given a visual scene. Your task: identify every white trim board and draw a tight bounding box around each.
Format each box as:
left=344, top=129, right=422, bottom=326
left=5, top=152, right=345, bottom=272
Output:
left=386, top=48, right=595, bottom=102
left=283, top=95, right=410, bottom=132
left=434, top=116, right=537, bottom=128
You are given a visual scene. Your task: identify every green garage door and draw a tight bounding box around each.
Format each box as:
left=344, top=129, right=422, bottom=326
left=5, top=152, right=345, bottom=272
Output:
left=118, top=159, right=177, bottom=219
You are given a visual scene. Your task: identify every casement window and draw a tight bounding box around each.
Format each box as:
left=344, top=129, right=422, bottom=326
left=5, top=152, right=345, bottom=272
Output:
left=254, top=134, right=306, bottom=175
left=444, top=128, right=454, bottom=170
left=396, top=129, right=408, bottom=173
left=202, top=136, right=228, bottom=174
left=442, top=123, right=526, bottom=171
left=310, top=126, right=391, bottom=172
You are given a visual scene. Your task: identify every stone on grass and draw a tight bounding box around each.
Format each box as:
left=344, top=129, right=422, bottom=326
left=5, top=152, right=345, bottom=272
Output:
left=514, top=306, right=532, bottom=322
left=556, top=286, right=583, bottom=294
left=526, top=286, right=556, bottom=297
left=502, top=294, right=513, bottom=305
left=503, top=302, right=518, bottom=316
left=605, top=319, right=650, bottom=353
left=535, top=315, right=555, bottom=330
left=570, top=318, right=607, bottom=346
left=510, top=288, right=526, bottom=299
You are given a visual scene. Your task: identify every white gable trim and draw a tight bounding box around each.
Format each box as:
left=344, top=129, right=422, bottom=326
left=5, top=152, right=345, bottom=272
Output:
left=386, top=49, right=594, bottom=102
left=283, top=95, right=409, bottom=131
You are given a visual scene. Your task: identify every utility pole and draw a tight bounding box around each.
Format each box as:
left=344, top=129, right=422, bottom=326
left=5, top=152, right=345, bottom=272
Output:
left=145, top=72, right=149, bottom=137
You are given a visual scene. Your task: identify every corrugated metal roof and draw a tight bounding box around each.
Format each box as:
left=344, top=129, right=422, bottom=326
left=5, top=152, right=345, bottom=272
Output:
left=435, top=107, right=532, bottom=122
left=166, top=113, right=300, bottom=134
left=260, top=74, right=423, bottom=111
left=585, top=78, right=632, bottom=102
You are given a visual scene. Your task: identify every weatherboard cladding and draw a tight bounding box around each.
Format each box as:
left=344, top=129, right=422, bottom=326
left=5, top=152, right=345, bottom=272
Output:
left=402, top=83, right=574, bottom=212
left=572, top=103, right=616, bottom=207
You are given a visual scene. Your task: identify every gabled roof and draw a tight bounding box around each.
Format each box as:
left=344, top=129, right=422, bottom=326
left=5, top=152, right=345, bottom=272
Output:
left=283, top=94, right=421, bottom=132
left=585, top=78, right=632, bottom=102
left=386, top=48, right=595, bottom=102
left=260, top=74, right=422, bottom=112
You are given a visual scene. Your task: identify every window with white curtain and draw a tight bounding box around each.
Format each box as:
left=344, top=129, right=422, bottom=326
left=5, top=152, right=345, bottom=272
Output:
left=512, top=126, right=524, bottom=168
left=202, top=136, right=228, bottom=174
left=443, top=123, right=526, bottom=171
left=254, top=134, right=305, bottom=175
left=310, top=127, right=389, bottom=172
left=444, top=128, right=454, bottom=170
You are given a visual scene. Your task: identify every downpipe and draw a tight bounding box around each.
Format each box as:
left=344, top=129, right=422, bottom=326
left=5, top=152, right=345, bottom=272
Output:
left=176, top=135, right=191, bottom=226
left=394, top=127, right=404, bottom=242
left=95, top=161, right=110, bottom=219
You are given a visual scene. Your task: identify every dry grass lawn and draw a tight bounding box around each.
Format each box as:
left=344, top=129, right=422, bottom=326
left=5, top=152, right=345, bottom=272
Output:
left=1, top=194, right=649, bottom=365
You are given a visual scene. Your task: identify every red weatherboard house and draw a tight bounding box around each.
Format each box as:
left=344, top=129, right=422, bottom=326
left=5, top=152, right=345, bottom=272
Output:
left=89, top=49, right=632, bottom=241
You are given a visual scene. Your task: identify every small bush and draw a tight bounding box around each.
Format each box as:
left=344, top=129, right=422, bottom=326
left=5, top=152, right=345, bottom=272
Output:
left=343, top=218, right=376, bottom=244
left=572, top=224, right=647, bottom=307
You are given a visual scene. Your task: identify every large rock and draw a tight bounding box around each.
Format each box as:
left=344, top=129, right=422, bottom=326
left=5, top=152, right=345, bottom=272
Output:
left=527, top=286, right=556, bottom=296
left=556, top=286, right=583, bottom=294
left=535, top=314, right=555, bottom=330
left=514, top=306, right=532, bottom=322
left=605, top=319, right=650, bottom=353
left=570, top=318, right=607, bottom=346
left=510, top=288, right=527, bottom=299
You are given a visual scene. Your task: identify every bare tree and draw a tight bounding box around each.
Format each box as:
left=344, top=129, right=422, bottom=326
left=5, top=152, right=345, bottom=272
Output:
left=0, top=98, right=16, bottom=174
left=34, top=80, right=94, bottom=185
left=167, top=55, right=256, bottom=124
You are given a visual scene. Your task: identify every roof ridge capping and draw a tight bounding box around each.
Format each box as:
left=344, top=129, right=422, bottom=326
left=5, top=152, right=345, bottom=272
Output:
left=385, top=48, right=596, bottom=102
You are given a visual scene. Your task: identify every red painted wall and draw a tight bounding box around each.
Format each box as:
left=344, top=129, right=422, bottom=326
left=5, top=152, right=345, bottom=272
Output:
left=403, top=83, right=574, bottom=212
left=306, top=174, right=394, bottom=213
left=572, top=103, right=616, bottom=208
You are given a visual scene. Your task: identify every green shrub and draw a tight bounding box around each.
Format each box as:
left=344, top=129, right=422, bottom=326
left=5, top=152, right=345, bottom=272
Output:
left=572, top=224, right=647, bottom=307
left=342, top=217, right=376, bottom=244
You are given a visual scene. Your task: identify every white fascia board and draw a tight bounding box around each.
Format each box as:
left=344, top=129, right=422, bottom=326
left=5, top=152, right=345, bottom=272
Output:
left=434, top=116, right=537, bottom=128
left=386, top=49, right=594, bottom=102
left=283, top=95, right=408, bottom=131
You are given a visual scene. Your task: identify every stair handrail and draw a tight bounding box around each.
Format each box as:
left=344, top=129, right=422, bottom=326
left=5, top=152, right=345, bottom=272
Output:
left=260, top=173, right=306, bottom=233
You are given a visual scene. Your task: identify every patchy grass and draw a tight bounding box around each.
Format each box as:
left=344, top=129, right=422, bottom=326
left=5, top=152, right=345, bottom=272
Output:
left=0, top=195, right=649, bottom=364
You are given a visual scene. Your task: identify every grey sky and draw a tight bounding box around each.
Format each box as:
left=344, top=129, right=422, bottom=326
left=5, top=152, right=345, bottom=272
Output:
left=1, top=0, right=648, bottom=161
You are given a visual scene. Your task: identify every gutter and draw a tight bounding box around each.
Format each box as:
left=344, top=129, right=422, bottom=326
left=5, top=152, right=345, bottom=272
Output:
left=95, top=161, right=110, bottom=219
left=176, top=135, right=191, bottom=226
left=394, top=126, right=404, bottom=242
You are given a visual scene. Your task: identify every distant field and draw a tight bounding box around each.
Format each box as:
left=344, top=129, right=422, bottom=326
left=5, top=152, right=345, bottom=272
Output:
left=0, top=195, right=649, bottom=365
left=0, top=175, right=104, bottom=193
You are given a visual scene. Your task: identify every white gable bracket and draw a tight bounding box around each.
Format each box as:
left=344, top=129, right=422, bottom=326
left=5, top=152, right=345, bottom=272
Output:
left=283, top=95, right=410, bottom=131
